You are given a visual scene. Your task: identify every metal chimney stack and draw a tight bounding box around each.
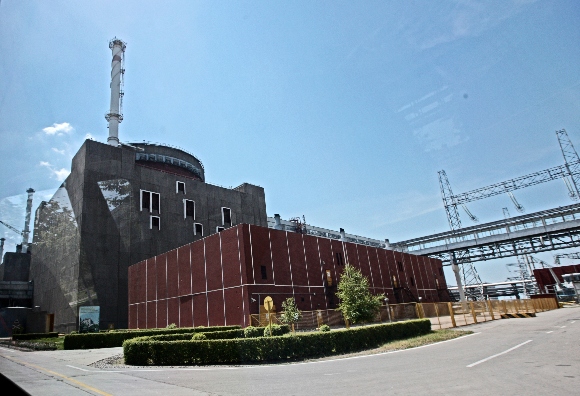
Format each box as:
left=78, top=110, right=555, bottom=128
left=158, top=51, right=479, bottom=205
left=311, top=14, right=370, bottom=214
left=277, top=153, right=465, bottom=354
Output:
left=105, top=37, right=126, bottom=147
left=22, top=188, right=35, bottom=253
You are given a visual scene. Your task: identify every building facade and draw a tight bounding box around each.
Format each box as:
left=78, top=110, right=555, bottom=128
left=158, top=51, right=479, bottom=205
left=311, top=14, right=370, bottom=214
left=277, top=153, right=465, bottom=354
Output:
left=31, top=139, right=267, bottom=332
left=128, top=224, right=448, bottom=329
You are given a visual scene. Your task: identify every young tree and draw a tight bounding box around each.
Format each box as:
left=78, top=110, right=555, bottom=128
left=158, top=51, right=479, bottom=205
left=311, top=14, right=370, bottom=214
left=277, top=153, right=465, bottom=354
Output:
left=336, top=265, right=384, bottom=326
left=279, top=297, right=302, bottom=333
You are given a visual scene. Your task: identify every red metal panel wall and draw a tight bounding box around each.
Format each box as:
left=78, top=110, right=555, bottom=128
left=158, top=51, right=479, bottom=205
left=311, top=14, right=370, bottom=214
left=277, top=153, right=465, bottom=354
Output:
left=247, top=225, right=271, bottom=284
left=270, top=230, right=291, bottom=286
left=167, top=297, right=179, bottom=327
left=128, top=224, right=448, bottom=329
left=204, top=235, right=223, bottom=292
left=221, top=228, right=242, bottom=289
left=146, top=258, right=156, bottom=301
left=146, top=301, right=156, bottom=328
left=179, top=295, right=193, bottom=327
left=166, top=249, right=178, bottom=299
left=191, top=240, right=206, bottom=295
left=192, top=294, right=208, bottom=327
left=366, top=246, right=385, bottom=291
left=287, top=232, right=307, bottom=296
left=156, top=254, right=167, bottom=301
left=177, top=245, right=191, bottom=296
left=206, top=290, right=225, bottom=326
left=157, top=299, right=167, bottom=328
left=137, top=303, right=146, bottom=329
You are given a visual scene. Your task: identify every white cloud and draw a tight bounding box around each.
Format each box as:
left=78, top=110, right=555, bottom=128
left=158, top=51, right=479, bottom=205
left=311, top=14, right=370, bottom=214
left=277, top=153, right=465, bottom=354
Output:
left=53, top=168, right=71, bottom=181
left=42, top=122, right=74, bottom=136
left=52, top=147, right=65, bottom=155
left=39, top=161, right=70, bottom=181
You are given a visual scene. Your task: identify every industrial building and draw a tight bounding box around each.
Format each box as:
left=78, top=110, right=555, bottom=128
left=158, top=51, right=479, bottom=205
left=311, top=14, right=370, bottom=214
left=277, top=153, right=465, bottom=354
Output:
left=20, top=37, right=450, bottom=332
left=128, top=224, right=448, bottom=329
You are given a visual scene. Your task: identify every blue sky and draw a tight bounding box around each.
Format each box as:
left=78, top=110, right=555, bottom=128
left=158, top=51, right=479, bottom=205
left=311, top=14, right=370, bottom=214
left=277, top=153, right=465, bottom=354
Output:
left=1, top=0, right=579, bottom=284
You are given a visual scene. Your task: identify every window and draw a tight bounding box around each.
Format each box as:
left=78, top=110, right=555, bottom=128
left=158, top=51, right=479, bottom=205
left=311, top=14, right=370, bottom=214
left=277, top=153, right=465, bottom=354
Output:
left=216, top=226, right=225, bottom=233
left=176, top=181, right=185, bottom=194
left=140, top=190, right=160, bottom=213
left=260, top=265, right=267, bottom=280
left=335, top=252, right=344, bottom=266
left=150, top=216, right=160, bottom=230
left=184, top=199, right=195, bottom=219
left=325, top=269, right=333, bottom=286
left=392, top=275, right=399, bottom=288
left=301, top=297, right=305, bottom=302
left=397, top=261, right=403, bottom=272
left=410, top=276, right=415, bottom=286
left=222, top=207, right=231, bottom=226
left=194, top=223, right=203, bottom=236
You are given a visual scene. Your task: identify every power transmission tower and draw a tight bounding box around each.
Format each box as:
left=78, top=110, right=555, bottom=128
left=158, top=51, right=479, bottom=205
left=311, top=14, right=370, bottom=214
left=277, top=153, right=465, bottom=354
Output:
left=438, top=171, right=485, bottom=301
left=557, top=129, right=580, bottom=199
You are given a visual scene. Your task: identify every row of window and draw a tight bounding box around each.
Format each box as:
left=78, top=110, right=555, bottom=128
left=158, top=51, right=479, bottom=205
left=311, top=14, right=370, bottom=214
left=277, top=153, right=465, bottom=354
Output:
left=141, top=188, right=232, bottom=235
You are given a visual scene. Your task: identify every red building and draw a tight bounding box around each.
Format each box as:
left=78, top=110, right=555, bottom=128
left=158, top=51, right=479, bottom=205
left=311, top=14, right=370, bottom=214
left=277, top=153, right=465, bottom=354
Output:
left=533, top=264, right=580, bottom=292
left=128, top=224, right=448, bottom=329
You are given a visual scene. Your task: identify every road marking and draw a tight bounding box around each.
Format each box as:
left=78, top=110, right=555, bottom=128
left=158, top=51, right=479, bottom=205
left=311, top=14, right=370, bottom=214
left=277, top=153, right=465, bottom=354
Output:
left=467, top=340, right=532, bottom=368
left=571, top=321, right=576, bottom=324
left=66, top=365, right=91, bottom=372
left=3, top=355, right=112, bottom=395
left=546, top=331, right=553, bottom=334
left=561, top=326, right=567, bottom=328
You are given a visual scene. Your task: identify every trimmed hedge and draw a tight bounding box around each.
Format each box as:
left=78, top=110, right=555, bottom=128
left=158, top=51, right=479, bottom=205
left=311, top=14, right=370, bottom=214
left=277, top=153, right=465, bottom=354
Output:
left=123, top=319, right=431, bottom=365
left=146, top=329, right=245, bottom=342
left=263, top=324, right=290, bottom=337
left=12, top=332, right=59, bottom=341
left=243, top=326, right=262, bottom=338
left=64, top=325, right=240, bottom=350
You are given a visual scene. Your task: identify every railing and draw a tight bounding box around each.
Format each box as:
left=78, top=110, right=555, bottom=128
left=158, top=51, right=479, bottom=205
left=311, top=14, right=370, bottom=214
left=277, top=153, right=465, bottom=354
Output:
left=249, top=298, right=559, bottom=331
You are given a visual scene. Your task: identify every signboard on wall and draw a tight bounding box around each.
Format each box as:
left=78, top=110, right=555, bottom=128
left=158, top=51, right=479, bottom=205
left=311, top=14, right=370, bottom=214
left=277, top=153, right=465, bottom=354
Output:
left=79, top=306, right=100, bottom=333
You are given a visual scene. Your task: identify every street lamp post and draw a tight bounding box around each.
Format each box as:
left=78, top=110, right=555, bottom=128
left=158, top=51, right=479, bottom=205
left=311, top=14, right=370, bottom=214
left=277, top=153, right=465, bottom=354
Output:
left=384, top=297, right=392, bottom=323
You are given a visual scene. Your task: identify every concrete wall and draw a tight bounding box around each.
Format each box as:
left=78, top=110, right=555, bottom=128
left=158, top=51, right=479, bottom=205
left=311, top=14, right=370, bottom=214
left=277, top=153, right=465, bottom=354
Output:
left=31, top=139, right=267, bottom=332
left=1, top=252, right=31, bottom=282
left=128, top=224, right=448, bottom=329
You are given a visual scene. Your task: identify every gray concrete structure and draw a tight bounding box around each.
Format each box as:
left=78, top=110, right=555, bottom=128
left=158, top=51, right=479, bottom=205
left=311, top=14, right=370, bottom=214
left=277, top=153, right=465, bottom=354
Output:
left=30, top=139, right=267, bottom=332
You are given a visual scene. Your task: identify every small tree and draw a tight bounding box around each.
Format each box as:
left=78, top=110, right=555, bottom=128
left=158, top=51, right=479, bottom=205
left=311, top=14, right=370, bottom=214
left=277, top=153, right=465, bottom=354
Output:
left=336, top=265, right=384, bottom=326
left=279, top=297, right=302, bottom=333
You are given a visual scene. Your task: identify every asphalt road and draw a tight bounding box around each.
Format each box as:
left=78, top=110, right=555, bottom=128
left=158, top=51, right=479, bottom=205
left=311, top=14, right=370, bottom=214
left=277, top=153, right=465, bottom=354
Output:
left=1, top=306, right=579, bottom=395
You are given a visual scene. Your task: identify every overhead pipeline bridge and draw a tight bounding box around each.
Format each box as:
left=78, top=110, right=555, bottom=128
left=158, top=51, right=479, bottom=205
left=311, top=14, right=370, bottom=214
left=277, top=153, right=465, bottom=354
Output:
left=391, top=202, right=580, bottom=265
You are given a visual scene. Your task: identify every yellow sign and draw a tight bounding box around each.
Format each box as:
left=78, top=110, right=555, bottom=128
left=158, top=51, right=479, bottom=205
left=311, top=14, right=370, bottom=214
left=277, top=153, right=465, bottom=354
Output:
left=263, top=296, right=273, bottom=312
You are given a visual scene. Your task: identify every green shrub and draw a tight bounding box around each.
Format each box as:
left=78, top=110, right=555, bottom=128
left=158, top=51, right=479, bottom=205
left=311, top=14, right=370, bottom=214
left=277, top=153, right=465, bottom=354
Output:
left=12, top=332, right=59, bottom=341
left=191, top=333, right=207, bottom=341
left=64, top=325, right=241, bottom=350
left=319, top=324, right=330, bottom=332
left=140, top=329, right=245, bottom=342
left=166, top=323, right=177, bottom=329
left=123, top=319, right=431, bottom=365
left=263, top=324, right=290, bottom=337
left=243, top=326, right=263, bottom=338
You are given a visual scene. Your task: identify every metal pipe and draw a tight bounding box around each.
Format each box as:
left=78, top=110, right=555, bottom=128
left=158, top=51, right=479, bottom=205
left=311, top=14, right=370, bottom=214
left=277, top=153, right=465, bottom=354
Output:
left=22, top=188, right=34, bottom=253
left=105, top=38, right=126, bottom=147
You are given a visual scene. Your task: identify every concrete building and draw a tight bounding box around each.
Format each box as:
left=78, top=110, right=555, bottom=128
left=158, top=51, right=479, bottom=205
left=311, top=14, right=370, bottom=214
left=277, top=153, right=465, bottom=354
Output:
left=30, top=139, right=267, bottom=332
left=127, top=224, right=448, bottom=329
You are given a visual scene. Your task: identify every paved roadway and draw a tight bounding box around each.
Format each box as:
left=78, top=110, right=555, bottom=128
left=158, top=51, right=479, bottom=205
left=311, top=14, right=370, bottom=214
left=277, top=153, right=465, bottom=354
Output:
left=1, top=307, right=579, bottom=395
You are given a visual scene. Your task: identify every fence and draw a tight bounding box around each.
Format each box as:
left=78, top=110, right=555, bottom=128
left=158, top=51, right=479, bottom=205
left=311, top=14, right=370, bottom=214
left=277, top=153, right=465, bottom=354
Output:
left=249, top=297, right=558, bottom=330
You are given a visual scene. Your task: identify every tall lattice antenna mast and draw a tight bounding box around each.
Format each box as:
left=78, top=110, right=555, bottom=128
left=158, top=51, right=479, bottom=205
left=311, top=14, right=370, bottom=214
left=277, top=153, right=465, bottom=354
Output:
left=105, top=37, right=126, bottom=147
left=557, top=129, right=580, bottom=199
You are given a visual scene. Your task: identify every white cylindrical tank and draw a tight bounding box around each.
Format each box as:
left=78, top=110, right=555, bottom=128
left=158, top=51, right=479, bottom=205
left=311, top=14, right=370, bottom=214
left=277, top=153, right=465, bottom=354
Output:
left=105, top=38, right=126, bottom=147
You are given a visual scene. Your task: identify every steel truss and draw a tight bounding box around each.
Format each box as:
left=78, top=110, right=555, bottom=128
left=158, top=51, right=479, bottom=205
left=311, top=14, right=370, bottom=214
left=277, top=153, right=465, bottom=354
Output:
left=393, top=202, right=580, bottom=265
